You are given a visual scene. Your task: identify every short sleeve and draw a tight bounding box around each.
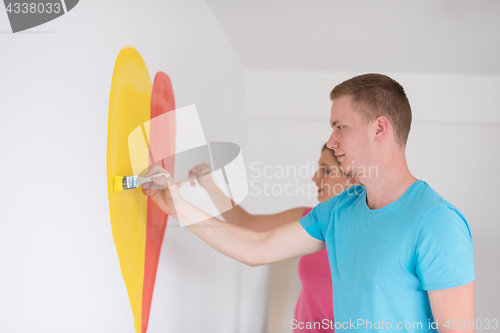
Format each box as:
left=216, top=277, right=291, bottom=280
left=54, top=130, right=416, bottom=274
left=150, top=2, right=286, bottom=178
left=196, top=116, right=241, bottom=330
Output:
left=299, top=197, right=339, bottom=242
left=416, top=205, right=475, bottom=290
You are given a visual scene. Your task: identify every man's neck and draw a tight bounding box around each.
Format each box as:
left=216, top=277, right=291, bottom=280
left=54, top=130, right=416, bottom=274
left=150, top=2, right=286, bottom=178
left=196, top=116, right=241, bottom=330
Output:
left=360, top=156, right=417, bottom=210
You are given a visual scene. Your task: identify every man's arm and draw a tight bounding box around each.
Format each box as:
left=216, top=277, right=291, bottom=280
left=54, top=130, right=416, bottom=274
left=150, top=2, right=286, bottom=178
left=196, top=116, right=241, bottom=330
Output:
left=142, top=165, right=325, bottom=266
left=428, top=281, right=475, bottom=333
left=183, top=207, right=325, bottom=266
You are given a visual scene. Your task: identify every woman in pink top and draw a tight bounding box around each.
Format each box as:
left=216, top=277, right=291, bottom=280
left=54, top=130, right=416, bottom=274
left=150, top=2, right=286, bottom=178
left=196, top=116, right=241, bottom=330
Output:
left=189, top=144, right=356, bottom=332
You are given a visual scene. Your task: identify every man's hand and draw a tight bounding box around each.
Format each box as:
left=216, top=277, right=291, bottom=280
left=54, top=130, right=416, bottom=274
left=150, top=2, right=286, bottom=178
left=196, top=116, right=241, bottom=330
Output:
left=141, top=164, right=180, bottom=219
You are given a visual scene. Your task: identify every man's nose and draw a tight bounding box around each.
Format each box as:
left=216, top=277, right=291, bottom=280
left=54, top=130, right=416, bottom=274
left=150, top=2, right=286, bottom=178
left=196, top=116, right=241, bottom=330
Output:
left=327, top=132, right=339, bottom=150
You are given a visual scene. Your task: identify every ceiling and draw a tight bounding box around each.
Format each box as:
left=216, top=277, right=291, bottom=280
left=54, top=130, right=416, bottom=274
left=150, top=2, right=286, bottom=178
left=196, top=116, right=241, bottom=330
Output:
left=206, top=0, right=500, bottom=75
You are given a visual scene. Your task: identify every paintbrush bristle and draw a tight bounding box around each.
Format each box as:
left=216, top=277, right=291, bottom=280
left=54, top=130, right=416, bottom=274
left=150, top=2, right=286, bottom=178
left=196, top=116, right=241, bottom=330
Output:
left=113, top=176, right=125, bottom=194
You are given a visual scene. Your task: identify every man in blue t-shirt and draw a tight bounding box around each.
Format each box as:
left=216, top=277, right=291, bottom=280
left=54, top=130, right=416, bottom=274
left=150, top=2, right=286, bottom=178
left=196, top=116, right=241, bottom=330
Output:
left=144, top=73, right=475, bottom=332
left=297, top=74, right=475, bottom=332
left=300, top=182, right=474, bottom=332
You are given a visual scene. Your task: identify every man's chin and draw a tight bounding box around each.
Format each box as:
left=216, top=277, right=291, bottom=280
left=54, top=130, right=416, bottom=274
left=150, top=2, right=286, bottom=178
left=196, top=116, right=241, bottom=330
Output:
left=340, top=165, right=353, bottom=177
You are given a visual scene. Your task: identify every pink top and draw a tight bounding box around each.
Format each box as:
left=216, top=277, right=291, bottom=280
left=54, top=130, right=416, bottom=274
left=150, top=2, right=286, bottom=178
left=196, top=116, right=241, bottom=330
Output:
left=294, top=208, right=334, bottom=332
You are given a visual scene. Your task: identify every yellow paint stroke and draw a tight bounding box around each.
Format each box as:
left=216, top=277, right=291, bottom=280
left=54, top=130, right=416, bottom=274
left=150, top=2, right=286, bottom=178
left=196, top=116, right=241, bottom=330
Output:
left=106, top=46, right=152, bottom=333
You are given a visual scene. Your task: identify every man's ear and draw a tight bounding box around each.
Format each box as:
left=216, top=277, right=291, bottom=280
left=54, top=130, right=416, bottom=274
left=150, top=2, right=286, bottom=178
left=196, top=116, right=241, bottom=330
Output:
left=375, top=116, right=389, bottom=141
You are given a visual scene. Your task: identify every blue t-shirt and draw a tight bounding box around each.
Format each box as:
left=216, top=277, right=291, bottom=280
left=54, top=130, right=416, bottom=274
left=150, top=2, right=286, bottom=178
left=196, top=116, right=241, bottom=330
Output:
left=299, top=180, right=475, bottom=332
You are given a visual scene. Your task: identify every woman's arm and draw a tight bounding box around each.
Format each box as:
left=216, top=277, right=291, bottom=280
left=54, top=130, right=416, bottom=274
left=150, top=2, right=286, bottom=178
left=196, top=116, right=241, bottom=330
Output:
left=190, top=163, right=308, bottom=232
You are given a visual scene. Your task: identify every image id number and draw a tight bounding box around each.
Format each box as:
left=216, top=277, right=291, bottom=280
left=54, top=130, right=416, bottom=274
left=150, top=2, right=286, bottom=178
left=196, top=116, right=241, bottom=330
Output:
left=444, top=319, right=498, bottom=330
left=6, top=2, right=62, bottom=14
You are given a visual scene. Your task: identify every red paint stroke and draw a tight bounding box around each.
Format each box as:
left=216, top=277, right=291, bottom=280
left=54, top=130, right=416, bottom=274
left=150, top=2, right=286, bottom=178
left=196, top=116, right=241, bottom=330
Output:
left=142, top=72, right=176, bottom=333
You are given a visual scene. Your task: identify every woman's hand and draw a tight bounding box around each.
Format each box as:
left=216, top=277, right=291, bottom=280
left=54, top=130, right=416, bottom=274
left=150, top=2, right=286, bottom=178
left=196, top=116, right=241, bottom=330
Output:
left=142, top=164, right=181, bottom=219
left=188, top=163, right=213, bottom=188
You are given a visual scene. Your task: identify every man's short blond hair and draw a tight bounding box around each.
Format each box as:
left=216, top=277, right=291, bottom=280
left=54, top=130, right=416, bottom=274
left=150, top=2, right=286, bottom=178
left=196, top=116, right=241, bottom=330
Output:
left=330, top=73, right=412, bottom=147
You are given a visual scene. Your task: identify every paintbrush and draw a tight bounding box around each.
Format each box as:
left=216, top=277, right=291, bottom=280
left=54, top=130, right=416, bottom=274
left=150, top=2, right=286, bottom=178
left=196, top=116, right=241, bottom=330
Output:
left=113, top=173, right=171, bottom=194
left=113, top=167, right=210, bottom=194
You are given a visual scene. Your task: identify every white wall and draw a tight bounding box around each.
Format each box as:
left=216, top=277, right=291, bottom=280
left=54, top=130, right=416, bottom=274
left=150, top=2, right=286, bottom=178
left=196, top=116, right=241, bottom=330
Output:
left=0, top=1, right=250, bottom=332
left=245, top=70, right=500, bottom=331
left=3, top=2, right=498, bottom=332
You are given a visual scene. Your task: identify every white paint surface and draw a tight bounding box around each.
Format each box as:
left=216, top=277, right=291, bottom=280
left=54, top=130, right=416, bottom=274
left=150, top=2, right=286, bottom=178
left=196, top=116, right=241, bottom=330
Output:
left=0, top=1, right=248, bottom=332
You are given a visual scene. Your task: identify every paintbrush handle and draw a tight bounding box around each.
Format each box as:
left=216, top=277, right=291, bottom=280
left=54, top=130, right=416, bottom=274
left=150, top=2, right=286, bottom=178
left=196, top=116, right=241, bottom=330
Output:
left=136, top=172, right=171, bottom=187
